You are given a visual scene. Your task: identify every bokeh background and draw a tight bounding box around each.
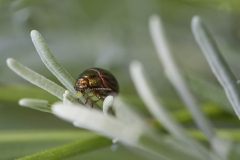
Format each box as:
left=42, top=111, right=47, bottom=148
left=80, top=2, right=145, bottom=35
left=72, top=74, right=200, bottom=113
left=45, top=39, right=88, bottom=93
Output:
left=1, top=0, right=240, bottom=159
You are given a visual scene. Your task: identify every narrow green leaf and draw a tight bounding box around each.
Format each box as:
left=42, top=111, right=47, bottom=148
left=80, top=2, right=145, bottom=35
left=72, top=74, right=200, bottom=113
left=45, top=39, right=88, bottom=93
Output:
left=17, top=135, right=111, bottom=160
left=30, top=30, right=99, bottom=109
left=129, top=61, right=213, bottom=159
left=6, top=58, right=65, bottom=100
left=19, top=98, right=52, bottom=113
left=0, top=130, right=95, bottom=143
left=192, top=16, right=240, bottom=119
left=149, top=15, right=215, bottom=143
left=30, top=30, right=76, bottom=94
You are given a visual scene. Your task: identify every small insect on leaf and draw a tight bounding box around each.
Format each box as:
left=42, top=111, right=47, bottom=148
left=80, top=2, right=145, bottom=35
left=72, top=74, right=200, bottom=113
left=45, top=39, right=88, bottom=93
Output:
left=74, top=68, right=119, bottom=105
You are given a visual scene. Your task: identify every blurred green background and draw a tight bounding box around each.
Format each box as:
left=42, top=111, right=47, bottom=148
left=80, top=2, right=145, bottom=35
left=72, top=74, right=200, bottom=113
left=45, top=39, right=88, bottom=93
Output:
left=1, top=0, right=240, bottom=159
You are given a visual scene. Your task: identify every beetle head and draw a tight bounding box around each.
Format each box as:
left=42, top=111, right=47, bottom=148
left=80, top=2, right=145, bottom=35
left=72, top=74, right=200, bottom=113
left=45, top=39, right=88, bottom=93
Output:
left=74, top=77, right=89, bottom=92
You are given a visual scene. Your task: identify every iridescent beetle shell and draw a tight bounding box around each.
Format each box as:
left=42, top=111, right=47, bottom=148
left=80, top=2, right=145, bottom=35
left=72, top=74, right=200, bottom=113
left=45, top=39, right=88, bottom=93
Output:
left=74, top=68, right=119, bottom=104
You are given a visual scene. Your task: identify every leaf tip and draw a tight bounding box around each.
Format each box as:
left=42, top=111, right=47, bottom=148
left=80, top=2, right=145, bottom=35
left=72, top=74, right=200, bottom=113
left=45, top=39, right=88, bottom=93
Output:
left=18, top=99, right=25, bottom=106
left=6, top=58, right=16, bottom=70
left=192, top=15, right=200, bottom=22
left=30, top=30, right=39, bottom=37
left=6, top=58, right=14, bottom=66
left=149, top=14, right=160, bottom=32
left=191, top=16, right=202, bottom=31
left=103, top=95, right=114, bottom=115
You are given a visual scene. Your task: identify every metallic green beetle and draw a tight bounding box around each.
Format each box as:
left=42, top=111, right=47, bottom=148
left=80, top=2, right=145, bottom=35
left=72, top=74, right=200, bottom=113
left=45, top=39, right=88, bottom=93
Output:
left=74, top=68, right=119, bottom=104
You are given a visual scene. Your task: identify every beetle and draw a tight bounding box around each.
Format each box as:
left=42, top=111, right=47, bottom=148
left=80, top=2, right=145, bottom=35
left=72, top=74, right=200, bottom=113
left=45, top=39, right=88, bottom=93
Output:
left=74, top=68, right=119, bottom=105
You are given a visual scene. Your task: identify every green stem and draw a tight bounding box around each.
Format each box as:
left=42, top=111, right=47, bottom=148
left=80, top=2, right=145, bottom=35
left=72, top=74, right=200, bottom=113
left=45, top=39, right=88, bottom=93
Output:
left=17, top=136, right=111, bottom=160
left=188, top=129, right=240, bottom=141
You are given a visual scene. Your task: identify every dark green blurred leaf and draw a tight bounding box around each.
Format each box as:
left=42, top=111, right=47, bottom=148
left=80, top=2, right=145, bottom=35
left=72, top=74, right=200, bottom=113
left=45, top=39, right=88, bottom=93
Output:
left=0, top=130, right=111, bottom=160
left=0, top=84, right=58, bottom=103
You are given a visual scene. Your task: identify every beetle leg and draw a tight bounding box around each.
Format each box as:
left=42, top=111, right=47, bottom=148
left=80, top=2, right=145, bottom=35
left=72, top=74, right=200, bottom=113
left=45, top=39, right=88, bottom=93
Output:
left=91, top=99, right=100, bottom=108
left=84, top=95, right=94, bottom=105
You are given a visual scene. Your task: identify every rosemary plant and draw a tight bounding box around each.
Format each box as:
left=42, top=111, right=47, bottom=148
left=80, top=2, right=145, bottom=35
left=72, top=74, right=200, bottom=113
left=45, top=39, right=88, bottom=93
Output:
left=6, top=15, right=239, bottom=160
